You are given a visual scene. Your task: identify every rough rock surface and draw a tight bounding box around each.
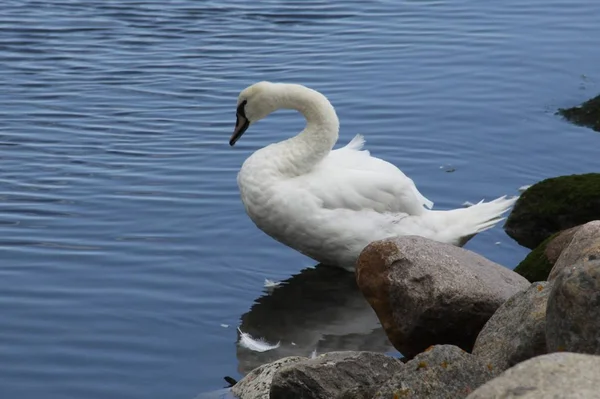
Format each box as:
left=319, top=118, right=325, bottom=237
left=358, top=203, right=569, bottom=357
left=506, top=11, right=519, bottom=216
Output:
left=269, top=351, right=404, bottom=399
left=548, top=220, right=600, bottom=281
left=557, top=93, right=600, bottom=132
left=546, top=257, right=600, bottom=354
left=514, top=226, right=580, bottom=282
left=473, top=282, right=550, bottom=373
left=232, top=356, right=306, bottom=399
left=504, top=173, right=600, bottom=249
left=335, top=385, right=377, bottom=399
left=466, top=352, right=600, bottom=398
left=356, top=236, right=528, bottom=357
left=373, top=345, right=494, bottom=399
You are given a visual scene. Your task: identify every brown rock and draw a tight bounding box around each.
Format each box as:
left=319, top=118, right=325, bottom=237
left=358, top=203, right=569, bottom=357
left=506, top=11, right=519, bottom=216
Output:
left=546, top=257, right=600, bottom=354
left=356, top=236, right=529, bottom=358
left=544, top=226, right=580, bottom=264
left=472, top=282, right=550, bottom=373
left=373, top=345, right=494, bottom=399
left=269, top=351, right=404, bottom=399
left=548, top=220, right=600, bottom=281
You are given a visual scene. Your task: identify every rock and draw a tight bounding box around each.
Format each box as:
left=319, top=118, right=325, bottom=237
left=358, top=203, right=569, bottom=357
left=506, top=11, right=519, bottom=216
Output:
left=232, top=356, right=306, bottom=399
left=335, top=385, right=378, bottom=399
left=557, top=93, right=600, bottom=132
left=373, top=345, right=494, bottom=399
left=504, top=173, right=600, bottom=249
left=514, top=226, right=580, bottom=282
left=546, top=257, right=600, bottom=354
left=269, top=351, right=404, bottom=399
left=548, top=220, right=600, bottom=281
left=466, top=352, right=600, bottom=398
left=472, top=282, right=550, bottom=373
left=356, top=236, right=529, bottom=358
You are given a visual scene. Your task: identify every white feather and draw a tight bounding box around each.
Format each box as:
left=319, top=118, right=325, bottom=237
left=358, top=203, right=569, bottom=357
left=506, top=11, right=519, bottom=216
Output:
left=264, top=279, right=282, bottom=288
left=237, top=328, right=280, bottom=352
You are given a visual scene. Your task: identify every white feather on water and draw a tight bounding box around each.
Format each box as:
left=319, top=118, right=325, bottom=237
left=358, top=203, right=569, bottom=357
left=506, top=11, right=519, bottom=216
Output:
left=237, top=328, right=280, bottom=352
left=264, top=278, right=282, bottom=288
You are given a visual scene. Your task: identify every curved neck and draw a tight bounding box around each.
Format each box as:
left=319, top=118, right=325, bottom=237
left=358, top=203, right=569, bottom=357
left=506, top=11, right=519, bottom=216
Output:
left=272, top=84, right=340, bottom=175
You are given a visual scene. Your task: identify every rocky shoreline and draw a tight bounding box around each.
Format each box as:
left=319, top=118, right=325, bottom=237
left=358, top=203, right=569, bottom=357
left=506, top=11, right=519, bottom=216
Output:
left=220, top=172, right=600, bottom=399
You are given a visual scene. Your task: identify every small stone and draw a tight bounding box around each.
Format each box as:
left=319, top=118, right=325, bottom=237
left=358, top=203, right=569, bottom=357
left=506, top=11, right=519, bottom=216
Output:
left=473, top=282, right=550, bottom=373
left=356, top=236, right=528, bottom=358
left=373, top=345, right=494, bottom=399
left=546, top=257, right=600, bottom=354
left=548, top=220, right=600, bottom=281
left=232, top=356, right=306, bottom=399
left=557, top=93, right=600, bottom=132
left=269, top=351, right=404, bottom=399
left=466, top=352, right=600, bottom=398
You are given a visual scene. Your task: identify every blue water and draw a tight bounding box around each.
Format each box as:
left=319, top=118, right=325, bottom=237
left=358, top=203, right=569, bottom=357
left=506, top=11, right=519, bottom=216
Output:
left=1, top=0, right=599, bottom=397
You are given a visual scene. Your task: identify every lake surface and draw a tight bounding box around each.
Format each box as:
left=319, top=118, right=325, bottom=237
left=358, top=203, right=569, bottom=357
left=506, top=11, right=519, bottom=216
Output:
left=1, top=0, right=599, bottom=397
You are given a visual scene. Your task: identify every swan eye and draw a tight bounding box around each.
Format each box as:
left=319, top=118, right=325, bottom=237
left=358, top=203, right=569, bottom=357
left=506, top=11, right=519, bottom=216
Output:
left=237, top=100, right=248, bottom=119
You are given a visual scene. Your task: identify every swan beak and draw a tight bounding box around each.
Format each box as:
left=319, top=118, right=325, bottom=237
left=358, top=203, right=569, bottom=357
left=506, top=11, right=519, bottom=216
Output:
left=230, top=115, right=250, bottom=146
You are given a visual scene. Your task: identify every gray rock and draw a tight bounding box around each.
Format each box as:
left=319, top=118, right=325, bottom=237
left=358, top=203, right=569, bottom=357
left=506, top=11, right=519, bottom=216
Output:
left=269, top=351, right=403, bottom=399
left=356, top=236, right=529, bottom=358
left=373, top=345, right=494, bottom=399
left=472, top=282, right=550, bottom=373
left=466, top=352, right=600, bottom=398
left=548, top=220, right=600, bottom=281
left=335, top=385, right=378, bottom=399
left=546, top=258, right=600, bottom=354
left=232, top=356, right=306, bottom=399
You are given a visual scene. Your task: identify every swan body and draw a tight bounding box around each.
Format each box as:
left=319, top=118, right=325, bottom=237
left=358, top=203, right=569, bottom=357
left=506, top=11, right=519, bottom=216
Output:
left=230, top=82, right=515, bottom=271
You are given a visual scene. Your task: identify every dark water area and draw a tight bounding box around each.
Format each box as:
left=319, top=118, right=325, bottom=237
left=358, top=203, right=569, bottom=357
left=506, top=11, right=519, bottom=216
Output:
left=1, top=0, right=599, bottom=398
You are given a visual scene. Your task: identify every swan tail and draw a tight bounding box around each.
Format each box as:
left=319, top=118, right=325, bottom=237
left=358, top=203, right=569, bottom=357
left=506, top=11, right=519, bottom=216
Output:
left=427, top=195, right=517, bottom=246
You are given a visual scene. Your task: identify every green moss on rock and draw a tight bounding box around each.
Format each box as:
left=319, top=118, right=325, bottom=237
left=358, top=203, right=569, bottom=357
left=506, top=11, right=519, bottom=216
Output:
left=504, top=174, right=600, bottom=249
left=557, top=94, right=600, bottom=132
left=514, top=233, right=558, bottom=282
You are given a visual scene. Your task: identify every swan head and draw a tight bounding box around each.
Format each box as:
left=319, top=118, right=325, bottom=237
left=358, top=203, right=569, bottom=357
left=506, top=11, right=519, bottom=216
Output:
left=230, top=81, right=279, bottom=146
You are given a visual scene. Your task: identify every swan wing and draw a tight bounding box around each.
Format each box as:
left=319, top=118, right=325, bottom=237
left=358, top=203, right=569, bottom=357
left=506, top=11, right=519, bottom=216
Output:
left=293, top=135, right=433, bottom=215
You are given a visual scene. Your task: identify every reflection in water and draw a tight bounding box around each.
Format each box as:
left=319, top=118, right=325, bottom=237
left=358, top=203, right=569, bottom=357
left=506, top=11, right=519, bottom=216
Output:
left=236, top=264, right=395, bottom=374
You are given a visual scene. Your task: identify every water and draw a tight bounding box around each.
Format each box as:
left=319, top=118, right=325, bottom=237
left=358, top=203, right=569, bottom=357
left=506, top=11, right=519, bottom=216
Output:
left=1, top=0, right=599, bottom=397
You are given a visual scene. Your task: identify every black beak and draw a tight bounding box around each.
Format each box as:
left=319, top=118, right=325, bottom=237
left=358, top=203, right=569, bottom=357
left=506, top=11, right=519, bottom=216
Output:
left=230, top=114, right=249, bottom=146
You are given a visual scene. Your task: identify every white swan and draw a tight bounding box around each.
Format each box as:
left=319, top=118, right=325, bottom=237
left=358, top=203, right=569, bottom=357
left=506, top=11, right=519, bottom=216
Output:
left=229, top=82, right=516, bottom=271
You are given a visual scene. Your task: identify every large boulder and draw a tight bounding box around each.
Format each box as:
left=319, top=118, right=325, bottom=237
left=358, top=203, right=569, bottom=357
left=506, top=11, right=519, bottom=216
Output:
left=546, top=257, right=600, bottom=354
left=356, top=236, right=529, bottom=358
left=373, top=345, right=494, bottom=399
left=513, top=226, right=580, bottom=282
left=557, top=93, right=600, bottom=132
left=466, top=352, right=600, bottom=398
left=548, top=220, right=600, bottom=281
left=232, top=356, right=306, bottom=399
left=504, top=173, right=600, bottom=249
left=269, top=351, right=404, bottom=399
left=472, top=282, right=550, bottom=373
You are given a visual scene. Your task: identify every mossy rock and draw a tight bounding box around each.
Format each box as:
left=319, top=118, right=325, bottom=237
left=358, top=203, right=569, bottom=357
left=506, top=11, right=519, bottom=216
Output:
left=514, top=233, right=557, bottom=282
left=504, top=174, right=600, bottom=249
left=557, top=94, right=600, bottom=132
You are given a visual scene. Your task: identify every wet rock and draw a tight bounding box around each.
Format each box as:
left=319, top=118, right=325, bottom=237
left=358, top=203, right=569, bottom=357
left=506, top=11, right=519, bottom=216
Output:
left=232, top=356, right=306, bottom=399
left=356, top=236, right=528, bottom=358
left=269, top=351, right=403, bottom=399
left=466, top=352, right=600, bottom=398
left=557, top=93, right=600, bottom=132
left=504, top=173, right=600, bottom=249
left=548, top=220, right=600, bottom=281
left=514, top=226, right=580, bottom=282
left=373, top=345, right=494, bottom=399
left=472, top=282, right=550, bottom=373
left=546, top=257, right=600, bottom=354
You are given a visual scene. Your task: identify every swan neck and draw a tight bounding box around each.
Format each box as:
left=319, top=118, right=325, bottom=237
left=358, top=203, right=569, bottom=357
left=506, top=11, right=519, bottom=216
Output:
left=277, top=85, right=339, bottom=173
